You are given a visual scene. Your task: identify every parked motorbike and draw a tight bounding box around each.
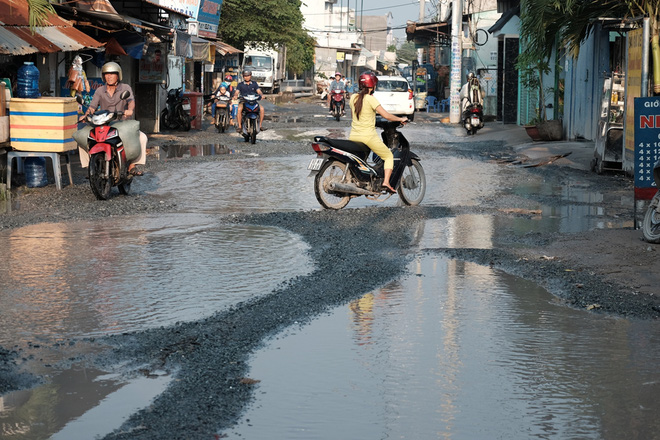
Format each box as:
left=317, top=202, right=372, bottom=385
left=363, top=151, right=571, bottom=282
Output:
left=308, top=118, right=426, bottom=210
left=642, top=160, right=660, bottom=243
left=76, top=91, right=134, bottom=200
left=463, top=102, right=484, bottom=135
left=214, top=93, right=232, bottom=133
left=240, top=94, right=261, bottom=144
left=330, top=89, right=345, bottom=121
left=161, top=87, right=192, bottom=131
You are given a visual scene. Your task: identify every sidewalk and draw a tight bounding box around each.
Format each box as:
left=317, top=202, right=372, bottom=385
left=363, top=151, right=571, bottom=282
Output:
left=420, top=110, right=595, bottom=171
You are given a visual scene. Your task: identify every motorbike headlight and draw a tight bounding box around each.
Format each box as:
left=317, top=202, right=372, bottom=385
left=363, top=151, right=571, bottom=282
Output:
left=90, top=112, right=114, bottom=125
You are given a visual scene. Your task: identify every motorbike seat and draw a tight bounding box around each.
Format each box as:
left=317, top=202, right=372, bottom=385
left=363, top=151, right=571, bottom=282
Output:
left=318, top=137, right=370, bottom=159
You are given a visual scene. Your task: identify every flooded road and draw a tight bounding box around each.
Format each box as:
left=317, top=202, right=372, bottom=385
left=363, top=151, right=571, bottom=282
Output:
left=0, top=144, right=642, bottom=439
left=228, top=254, right=660, bottom=439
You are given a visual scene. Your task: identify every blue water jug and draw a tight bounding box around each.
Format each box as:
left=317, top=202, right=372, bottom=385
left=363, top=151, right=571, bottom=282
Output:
left=17, top=62, right=40, bottom=99
left=25, top=157, right=48, bottom=188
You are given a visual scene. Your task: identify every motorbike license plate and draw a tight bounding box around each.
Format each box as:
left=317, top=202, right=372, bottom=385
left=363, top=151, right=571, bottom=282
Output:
left=471, top=116, right=479, bottom=125
left=307, top=158, right=324, bottom=171
left=182, top=104, right=191, bottom=111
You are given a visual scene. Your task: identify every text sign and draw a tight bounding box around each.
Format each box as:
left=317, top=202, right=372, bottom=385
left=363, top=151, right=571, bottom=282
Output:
left=634, top=97, right=660, bottom=190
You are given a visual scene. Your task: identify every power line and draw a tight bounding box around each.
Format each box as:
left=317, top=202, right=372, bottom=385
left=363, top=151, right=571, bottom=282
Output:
left=303, top=1, right=420, bottom=16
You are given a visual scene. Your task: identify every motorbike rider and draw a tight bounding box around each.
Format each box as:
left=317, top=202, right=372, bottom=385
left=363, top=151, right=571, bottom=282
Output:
left=221, top=74, right=238, bottom=125
left=459, top=72, right=483, bottom=116
left=349, top=71, right=408, bottom=194
left=234, top=70, right=265, bottom=133
left=211, top=74, right=234, bottom=119
left=327, top=72, right=346, bottom=116
left=79, top=61, right=147, bottom=176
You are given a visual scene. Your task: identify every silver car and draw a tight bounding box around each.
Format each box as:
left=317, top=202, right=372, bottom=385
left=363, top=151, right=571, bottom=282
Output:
left=373, top=75, right=415, bottom=121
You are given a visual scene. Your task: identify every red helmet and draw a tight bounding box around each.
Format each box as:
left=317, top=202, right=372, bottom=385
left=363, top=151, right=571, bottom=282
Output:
left=359, top=72, right=378, bottom=89
left=225, top=74, right=233, bottom=80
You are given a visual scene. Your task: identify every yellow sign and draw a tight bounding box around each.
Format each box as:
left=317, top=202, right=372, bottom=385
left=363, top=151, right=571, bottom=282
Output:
left=337, top=52, right=345, bottom=62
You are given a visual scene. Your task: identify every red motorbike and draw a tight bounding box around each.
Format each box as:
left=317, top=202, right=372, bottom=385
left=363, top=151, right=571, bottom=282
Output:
left=330, top=89, right=345, bottom=121
left=76, top=91, right=134, bottom=200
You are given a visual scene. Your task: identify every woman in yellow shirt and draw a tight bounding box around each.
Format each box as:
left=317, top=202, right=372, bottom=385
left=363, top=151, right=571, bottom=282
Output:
left=349, top=72, right=408, bottom=193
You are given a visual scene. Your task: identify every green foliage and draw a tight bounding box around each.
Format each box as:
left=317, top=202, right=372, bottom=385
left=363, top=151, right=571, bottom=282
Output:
left=396, top=41, right=417, bottom=64
left=517, top=0, right=660, bottom=118
left=286, top=33, right=316, bottom=75
left=218, top=0, right=314, bottom=72
left=27, top=0, right=55, bottom=30
left=387, top=44, right=397, bottom=52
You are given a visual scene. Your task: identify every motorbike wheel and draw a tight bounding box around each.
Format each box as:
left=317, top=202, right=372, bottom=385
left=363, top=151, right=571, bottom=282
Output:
left=223, top=118, right=230, bottom=133
left=250, top=122, right=257, bottom=144
left=89, top=153, right=112, bottom=200
left=470, top=127, right=477, bottom=135
left=178, top=107, right=191, bottom=131
left=314, top=160, right=351, bottom=210
left=118, top=167, right=132, bottom=195
left=642, top=194, right=660, bottom=243
left=161, top=109, right=180, bottom=130
left=334, top=108, right=340, bottom=122
left=397, top=159, right=426, bottom=206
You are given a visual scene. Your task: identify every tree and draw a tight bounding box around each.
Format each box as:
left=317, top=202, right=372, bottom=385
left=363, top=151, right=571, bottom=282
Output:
left=518, top=0, right=660, bottom=110
left=27, top=0, right=55, bottom=30
left=218, top=0, right=314, bottom=73
left=396, top=41, right=417, bottom=64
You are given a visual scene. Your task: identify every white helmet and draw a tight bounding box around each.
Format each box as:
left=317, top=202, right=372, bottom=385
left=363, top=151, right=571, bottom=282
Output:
left=101, top=61, right=122, bottom=82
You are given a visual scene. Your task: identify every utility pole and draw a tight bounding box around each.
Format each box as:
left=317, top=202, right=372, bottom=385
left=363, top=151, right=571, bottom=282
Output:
left=449, top=0, right=462, bottom=124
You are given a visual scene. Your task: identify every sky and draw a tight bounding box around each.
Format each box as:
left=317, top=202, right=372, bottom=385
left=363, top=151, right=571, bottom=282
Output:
left=358, top=0, right=436, bottom=42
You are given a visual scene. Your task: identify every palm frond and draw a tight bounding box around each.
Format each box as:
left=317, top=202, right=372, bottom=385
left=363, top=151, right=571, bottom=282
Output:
left=27, top=0, right=56, bottom=30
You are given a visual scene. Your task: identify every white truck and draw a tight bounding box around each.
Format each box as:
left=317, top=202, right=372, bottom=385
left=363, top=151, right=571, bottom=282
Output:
left=241, top=44, right=286, bottom=94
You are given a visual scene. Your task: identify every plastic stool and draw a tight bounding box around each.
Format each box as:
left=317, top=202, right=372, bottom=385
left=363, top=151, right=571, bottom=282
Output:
left=7, top=150, right=73, bottom=190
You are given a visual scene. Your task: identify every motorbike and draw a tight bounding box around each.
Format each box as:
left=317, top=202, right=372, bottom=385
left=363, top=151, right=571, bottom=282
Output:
left=308, top=118, right=426, bottom=210
left=642, top=160, right=660, bottom=243
left=160, top=87, right=192, bottom=131
left=240, top=94, right=261, bottom=144
left=76, top=91, right=134, bottom=200
left=214, top=93, right=232, bottom=133
left=330, top=89, right=345, bottom=121
left=463, top=102, right=484, bottom=135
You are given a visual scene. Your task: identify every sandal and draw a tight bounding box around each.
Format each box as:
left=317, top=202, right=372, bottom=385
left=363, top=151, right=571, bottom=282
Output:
left=129, top=167, right=144, bottom=176
left=381, top=185, right=396, bottom=194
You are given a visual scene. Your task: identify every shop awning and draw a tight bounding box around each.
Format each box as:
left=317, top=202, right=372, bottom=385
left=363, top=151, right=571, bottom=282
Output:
left=213, top=41, right=242, bottom=56
left=191, top=36, right=215, bottom=63
left=353, top=47, right=377, bottom=70
left=0, top=0, right=103, bottom=55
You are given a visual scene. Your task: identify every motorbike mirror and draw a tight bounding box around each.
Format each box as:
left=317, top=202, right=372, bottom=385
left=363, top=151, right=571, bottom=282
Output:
left=74, top=94, right=84, bottom=105
left=120, top=90, right=131, bottom=100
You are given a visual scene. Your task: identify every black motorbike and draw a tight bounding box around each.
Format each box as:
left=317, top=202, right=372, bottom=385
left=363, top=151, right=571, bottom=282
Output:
left=160, top=87, right=192, bottom=131
left=308, top=119, right=426, bottom=210
left=240, top=94, right=260, bottom=144
left=642, top=160, right=660, bottom=243
left=463, top=102, right=484, bottom=135
left=214, top=94, right=232, bottom=133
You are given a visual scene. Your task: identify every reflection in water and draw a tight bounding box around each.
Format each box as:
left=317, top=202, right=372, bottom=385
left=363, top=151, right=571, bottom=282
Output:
left=156, top=144, right=238, bottom=159
left=227, top=255, right=660, bottom=439
left=0, top=365, right=170, bottom=440
left=0, top=214, right=313, bottom=346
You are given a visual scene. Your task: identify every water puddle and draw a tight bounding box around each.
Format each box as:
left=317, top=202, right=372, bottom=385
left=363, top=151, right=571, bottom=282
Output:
left=0, top=365, right=170, bottom=440
left=0, top=213, right=313, bottom=346
left=268, top=115, right=308, bottom=124
left=154, top=144, right=239, bottom=160
left=148, top=154, right=630, bottom=232
left=226, top=254, right=660, bottom=439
